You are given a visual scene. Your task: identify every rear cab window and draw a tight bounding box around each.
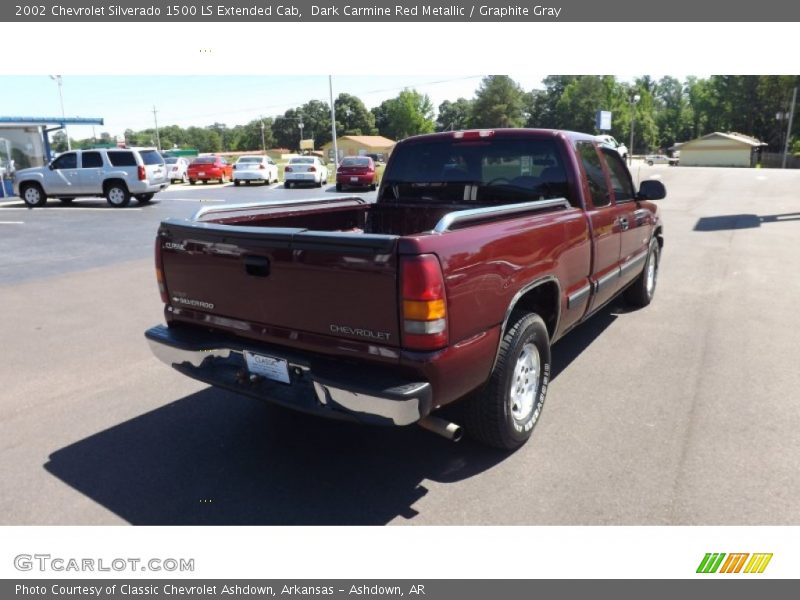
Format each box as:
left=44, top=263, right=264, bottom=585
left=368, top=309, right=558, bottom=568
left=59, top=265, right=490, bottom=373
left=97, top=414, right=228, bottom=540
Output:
left=381, top=135, right=574, bottom=206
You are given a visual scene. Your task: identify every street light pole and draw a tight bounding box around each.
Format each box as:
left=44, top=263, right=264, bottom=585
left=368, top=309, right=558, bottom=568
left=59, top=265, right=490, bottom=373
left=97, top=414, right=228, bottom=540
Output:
left=260, top=119, right=266, bottom=154
left=329, top=75, right=338, bottom=168
left=782, top=86, right=797, bottom=169
left=152, top=105, right=161, bottom=152
left=629, top=92, right=640, bottom=166
left=50, top=75, right=70, bottom=151
left=298, top=121, right=304, bottom=152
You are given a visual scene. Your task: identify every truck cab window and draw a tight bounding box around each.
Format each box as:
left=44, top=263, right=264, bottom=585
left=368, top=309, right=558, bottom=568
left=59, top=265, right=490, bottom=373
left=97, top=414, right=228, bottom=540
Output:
left=601, top=149, right=635, bottom=202
left=577, top=142, right=610, bottom=207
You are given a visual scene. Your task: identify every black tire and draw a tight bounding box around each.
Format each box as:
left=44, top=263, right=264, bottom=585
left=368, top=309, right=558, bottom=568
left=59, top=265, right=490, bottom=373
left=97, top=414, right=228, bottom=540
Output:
left=105, top=182, right=131, bottom=207
left=335, top=183, right=342, bottom=192
left=647, top=160, right=654, bottom=166
left=59, top=198, right=73, bottom=205
left=284, top=182, right=292, bottom=189
left=189, top=179, right=196, bottom=185
left=624, top=238, right=660, bottom=307
left=370, top=183, right=377, bottom=191
left=21, top=183, right=47, bottom=207
left=234, top=180, right=240, bottom=187
left=202, top=180, right=208, bottom=185
left=135, top=193, right=154, bottom=204
left=463, top=311, right=551, bottom=450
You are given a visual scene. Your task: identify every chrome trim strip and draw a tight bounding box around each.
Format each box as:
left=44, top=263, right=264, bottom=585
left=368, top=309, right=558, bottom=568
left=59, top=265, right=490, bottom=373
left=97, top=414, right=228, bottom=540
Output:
left=567, top=283, right=592, bottom=309
left=491, top=275, right=562, bottom=371
left=595, top=267, right=621, bottom=292
left=620, top=249, right=648, bottom=277
left=432, top=198, right=571, bottom=233
left=193, top=197, right=368, bottom=222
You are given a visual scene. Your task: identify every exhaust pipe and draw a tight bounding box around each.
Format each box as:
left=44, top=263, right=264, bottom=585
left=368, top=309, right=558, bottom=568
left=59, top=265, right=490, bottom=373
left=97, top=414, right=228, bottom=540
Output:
left=418, top=415, right=463, bottom=442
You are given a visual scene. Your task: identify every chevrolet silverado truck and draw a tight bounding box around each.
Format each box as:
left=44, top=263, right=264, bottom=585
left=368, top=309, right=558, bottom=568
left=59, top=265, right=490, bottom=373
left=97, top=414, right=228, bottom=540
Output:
left=145, top=129, right=666, bottom=450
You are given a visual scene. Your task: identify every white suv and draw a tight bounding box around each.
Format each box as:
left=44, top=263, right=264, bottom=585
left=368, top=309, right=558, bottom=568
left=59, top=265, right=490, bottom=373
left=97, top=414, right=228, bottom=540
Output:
left=14, top=148, right=170, bottom=208
left=596, top=135, right=629, bottom=160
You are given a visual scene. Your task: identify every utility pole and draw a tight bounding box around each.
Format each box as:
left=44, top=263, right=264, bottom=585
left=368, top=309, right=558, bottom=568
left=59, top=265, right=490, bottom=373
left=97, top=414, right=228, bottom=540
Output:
left=50, top=75, right=70, bottom=151
left=152, top=105, right=161, bottom=151
left=781, top=86, right=797, bottom=169
left=329, top=75, right=338, bottom=168
left=629, top=92, right=640, bottom=166
left=260, top=118, right=266, bottom=153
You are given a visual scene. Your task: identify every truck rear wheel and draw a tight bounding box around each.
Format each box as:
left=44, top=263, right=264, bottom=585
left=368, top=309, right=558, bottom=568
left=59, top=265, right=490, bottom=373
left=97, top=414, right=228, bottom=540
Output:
left=624, top=238, right=659, bottom=307
left=463, top=311, right=551, bottom=450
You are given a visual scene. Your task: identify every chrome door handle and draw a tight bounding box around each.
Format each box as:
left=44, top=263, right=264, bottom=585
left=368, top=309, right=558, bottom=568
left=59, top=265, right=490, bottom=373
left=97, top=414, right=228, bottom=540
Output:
left=618, top=216, right=629, bottom=231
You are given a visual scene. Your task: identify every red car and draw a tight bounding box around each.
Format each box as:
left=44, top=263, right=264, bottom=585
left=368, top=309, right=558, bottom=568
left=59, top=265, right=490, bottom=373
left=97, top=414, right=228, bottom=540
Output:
left=336, top=156, right=377, bottom=191
left=187, top=156, right=233, bottom=185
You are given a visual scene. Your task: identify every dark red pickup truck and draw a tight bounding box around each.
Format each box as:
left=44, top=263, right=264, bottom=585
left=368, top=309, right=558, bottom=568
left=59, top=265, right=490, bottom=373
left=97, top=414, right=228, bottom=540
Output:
left=145, top=129, right=665, bottom=449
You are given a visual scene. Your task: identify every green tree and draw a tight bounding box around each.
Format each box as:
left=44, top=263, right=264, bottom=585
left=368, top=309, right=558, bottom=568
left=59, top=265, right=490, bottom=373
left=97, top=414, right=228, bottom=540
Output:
left=436, top=98, right=473, bottom=131
left=470, top=75, right=526, bottom=128
left=335, top=93, right=376, bottom=136
left=374, top=89, right=435, bottom=140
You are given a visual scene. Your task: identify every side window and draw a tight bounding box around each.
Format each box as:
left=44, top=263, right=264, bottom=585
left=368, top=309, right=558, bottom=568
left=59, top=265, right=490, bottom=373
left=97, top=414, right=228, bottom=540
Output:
left=577, top=142, right=610, bottom=207
left=81, top=152, right=103, bottom=169
left=601, top=149, right=635, bottom=202
left=107, top=151, right=137, bottom=167
left=52, top=153, right=77, bottom=170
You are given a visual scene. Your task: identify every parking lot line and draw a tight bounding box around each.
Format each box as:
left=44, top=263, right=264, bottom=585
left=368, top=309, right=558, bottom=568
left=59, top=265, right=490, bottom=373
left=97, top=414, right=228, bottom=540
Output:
left=163, top=198, right=226, bottom=202
left=0, top=221, right=24, bottom=224
left=0, top=206, right=142, bottom=211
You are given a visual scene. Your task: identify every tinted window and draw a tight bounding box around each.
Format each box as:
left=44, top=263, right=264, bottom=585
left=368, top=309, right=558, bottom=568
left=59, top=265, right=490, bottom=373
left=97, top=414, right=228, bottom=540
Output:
left=601, top=149, right=635, bottom=201
left=139, top=150, right=163, bottom=165
left=577, top=142, right=610, bottom=207
left=290, top=158, right=314, bottom=164
left=341, top=157, right=371, bottom=167
left=81, top=152, right=103, bottom=168
left=382, top=137, right=570, bottom=205
left=238, top=157, right=262, bottom=164
left=165, top=157, right=178, bottom=164
left=191, top=157, right=216, bottom=165
left=107, top=151, right=137, bottom=167
left=52, top=153, right=77, bottom=169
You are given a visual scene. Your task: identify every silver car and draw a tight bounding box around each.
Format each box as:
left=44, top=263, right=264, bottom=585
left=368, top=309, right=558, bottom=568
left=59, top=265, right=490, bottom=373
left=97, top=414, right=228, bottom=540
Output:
left=14, top=147, right=170, bottom=207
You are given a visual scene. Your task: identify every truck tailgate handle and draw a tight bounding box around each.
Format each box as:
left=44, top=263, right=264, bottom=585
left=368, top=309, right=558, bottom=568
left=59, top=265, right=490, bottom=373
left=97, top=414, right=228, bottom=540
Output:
left=244, top=255, right=270, bottom=277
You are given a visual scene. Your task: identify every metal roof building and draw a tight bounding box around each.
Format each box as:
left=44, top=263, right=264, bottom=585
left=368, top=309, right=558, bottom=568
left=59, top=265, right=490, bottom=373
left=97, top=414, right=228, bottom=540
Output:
left=679, top=132, right=767, bottom=168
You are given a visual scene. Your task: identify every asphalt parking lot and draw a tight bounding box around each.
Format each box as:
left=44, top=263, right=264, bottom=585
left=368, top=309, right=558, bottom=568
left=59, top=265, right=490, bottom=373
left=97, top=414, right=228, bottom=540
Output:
left=1, top=166, right=799, bottom=525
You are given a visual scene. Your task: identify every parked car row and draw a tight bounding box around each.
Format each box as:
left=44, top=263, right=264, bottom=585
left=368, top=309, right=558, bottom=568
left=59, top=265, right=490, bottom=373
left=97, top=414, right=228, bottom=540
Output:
left=12, top=149, right=381, bottom=207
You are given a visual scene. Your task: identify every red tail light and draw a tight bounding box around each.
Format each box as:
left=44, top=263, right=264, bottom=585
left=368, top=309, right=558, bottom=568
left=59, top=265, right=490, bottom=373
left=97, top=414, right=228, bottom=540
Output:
left=308, top=166, right=316, bottom=172
left=154, top=238, right=168, bottom=304
left=285, top=166, right=293, bottom=172
left=138, top=165, right=146, bottom=180
left=400, top=254, right=448, bottom=351
left=259, top=164, right=265, bottom=170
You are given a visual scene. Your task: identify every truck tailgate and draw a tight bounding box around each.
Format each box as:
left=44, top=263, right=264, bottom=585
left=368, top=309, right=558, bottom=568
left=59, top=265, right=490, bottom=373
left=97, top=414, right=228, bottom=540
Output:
left=158, top=219, right=401, bottom=346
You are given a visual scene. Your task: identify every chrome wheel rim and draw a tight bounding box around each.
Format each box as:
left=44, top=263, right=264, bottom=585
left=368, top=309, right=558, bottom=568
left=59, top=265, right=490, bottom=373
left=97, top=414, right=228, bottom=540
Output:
left=108, top=188, right=125, bottom=205
left=646, top=251, right=657, bottom=297
left=510, top=343, right=540, bottom=421
left=24, top=188, right=40, bottom=204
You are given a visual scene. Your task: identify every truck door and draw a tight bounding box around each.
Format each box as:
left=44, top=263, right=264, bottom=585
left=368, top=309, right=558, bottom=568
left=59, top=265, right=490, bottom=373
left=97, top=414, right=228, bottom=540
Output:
left=46, top=152, right=81, bottom=195
left=78, top=150, right=104, bottom=194
left=576, top=141, right=626, bottom=312
left=600, top=148, right=652, bottom=288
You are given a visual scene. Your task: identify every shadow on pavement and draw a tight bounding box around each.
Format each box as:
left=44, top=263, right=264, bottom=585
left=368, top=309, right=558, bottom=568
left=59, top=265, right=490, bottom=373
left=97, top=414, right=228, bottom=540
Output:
left=694, top=212, right=800, bottom=231
left=44, top=303, right=621, bottom=526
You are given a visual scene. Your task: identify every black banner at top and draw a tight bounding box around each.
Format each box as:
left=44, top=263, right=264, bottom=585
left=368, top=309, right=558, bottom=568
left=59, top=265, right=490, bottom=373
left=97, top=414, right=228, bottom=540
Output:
left=3, top=0, right=800, bottom=22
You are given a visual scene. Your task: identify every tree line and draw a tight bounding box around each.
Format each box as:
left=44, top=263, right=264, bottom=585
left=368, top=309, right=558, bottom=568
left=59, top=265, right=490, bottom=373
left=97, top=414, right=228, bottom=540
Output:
left=54, top=75, right=800, bottom=155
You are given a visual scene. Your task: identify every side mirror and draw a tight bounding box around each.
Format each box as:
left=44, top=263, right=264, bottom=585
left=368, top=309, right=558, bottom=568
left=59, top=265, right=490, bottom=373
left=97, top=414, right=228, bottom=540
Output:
left=638, top=179, right=666, bottom=200
left=48, top=162, right=55, bottom=170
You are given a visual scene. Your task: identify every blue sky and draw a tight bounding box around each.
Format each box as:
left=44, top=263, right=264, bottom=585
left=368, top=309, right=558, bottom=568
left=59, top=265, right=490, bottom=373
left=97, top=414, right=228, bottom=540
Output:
left=1, top=74, right=546, bottom=139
